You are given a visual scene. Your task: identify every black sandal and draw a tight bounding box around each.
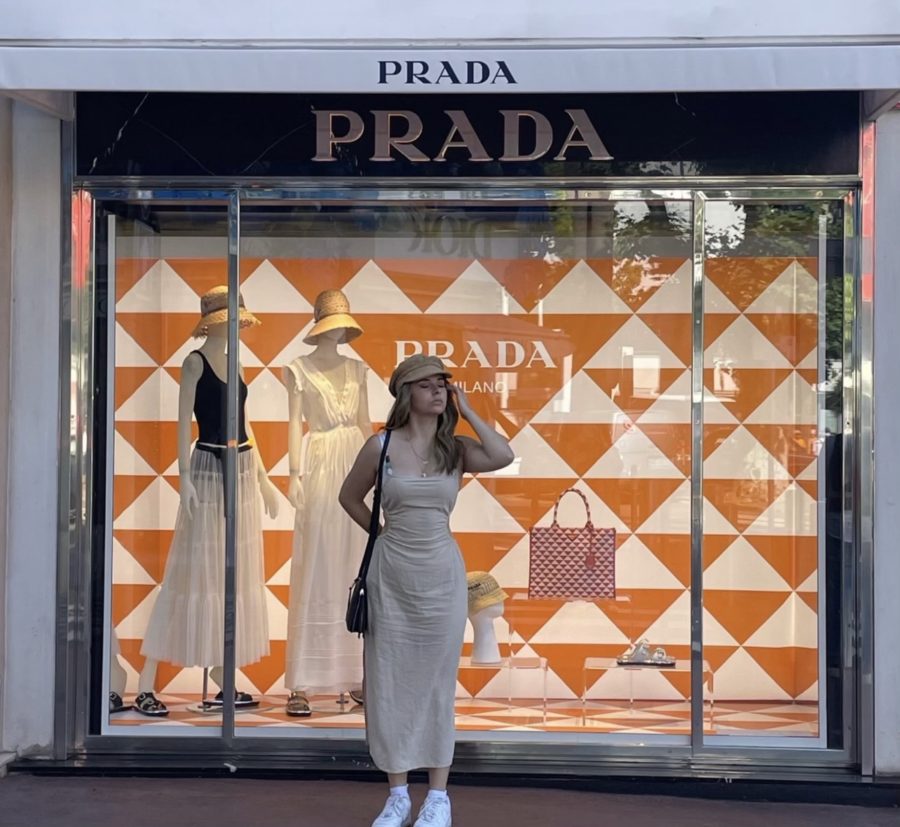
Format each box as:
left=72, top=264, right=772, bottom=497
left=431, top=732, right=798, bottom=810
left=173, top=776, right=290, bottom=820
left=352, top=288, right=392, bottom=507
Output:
left=203, top=689, right=257, bottom=708
left=286, top=691, right=311, bottom=717
left=109, top=691, right=127, bottom=714
left=134, top=691, right=168, bottom=717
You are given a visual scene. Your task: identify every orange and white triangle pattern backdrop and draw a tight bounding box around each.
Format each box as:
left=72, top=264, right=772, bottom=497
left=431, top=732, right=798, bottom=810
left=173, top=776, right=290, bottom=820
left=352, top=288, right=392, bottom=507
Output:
left=701, top=257, right=820, bottom=707
left=109, top=248, right=820, bottom=733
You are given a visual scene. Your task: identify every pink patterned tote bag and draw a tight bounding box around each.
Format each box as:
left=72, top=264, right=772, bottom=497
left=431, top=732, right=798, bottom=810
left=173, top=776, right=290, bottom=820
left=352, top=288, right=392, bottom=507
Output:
left=528, top=487, right=616, bottom=600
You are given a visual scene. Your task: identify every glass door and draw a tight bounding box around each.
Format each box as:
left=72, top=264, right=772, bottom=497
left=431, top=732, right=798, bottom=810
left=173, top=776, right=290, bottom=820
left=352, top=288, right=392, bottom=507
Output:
left=232, top=193, right=698, bottom=742
left=697, top=195, right=852, bottom=750
left=93, top=197, right=246, bottom=740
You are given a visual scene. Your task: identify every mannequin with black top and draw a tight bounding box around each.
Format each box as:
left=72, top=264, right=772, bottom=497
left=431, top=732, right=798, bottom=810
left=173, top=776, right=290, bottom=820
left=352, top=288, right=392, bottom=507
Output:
left=282, top=289, right=371, bottom=717
left=134, top=286, right=279, bottom=717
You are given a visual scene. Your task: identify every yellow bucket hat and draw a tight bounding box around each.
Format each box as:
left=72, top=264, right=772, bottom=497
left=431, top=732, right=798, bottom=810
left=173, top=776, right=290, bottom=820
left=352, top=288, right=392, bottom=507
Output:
left=466, top=571, right=509, bottom=614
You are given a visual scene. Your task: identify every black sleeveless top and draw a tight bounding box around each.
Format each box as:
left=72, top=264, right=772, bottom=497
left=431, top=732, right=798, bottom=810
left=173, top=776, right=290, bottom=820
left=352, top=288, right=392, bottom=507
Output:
left=193, top=351, right=248, bottom=445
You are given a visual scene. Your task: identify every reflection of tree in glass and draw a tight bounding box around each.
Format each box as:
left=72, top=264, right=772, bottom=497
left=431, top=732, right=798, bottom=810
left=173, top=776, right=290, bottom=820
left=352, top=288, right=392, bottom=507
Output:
left=607, top=201, right=692, bottom=303
left=704, top=201, right=845, bottom=417
left=706, top=202, right=837, bottom=257
left=613, top=200, right=692, bottom=252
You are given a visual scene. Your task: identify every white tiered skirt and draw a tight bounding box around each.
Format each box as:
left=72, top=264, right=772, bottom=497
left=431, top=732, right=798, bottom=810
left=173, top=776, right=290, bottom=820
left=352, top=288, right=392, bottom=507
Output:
left=141, top=448, right=269, bottom=668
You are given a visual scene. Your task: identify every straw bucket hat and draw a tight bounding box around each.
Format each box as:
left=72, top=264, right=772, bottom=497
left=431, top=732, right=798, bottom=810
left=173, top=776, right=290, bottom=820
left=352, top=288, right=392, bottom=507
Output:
left=466, top=571, right=509, bottom=614
left=303, top=289, right=363, bottom=346
left=191, top=285, right=261, bottom=338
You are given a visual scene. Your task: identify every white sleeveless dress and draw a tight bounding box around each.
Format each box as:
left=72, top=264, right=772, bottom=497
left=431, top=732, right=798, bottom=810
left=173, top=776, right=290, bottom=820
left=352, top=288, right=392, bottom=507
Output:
left=283, top=356, right=369, bottom=694
left=364, top=444, right=467, bottom=774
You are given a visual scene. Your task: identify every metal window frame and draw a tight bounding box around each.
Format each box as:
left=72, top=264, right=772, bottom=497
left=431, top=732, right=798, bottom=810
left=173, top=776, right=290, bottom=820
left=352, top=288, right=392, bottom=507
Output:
left=55, top=179, right=869, bottom=776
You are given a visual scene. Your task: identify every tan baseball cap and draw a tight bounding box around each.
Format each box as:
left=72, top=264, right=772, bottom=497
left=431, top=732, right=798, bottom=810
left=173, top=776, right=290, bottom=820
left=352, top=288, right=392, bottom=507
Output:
left=388, top=354, right=452, bottom=398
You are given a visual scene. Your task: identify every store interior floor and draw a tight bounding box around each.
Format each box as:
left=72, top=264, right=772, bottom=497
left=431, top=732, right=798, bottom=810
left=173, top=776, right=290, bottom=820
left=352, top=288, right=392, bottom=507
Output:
left=108, top=693, right=819, bottom=737
left=1, top=776, right=896, bottom=827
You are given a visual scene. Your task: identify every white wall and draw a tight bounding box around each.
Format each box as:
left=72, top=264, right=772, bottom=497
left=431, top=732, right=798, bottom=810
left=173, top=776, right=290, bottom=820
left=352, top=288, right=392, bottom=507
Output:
left=0, top=102, right=60, bottom=756
left=1, top=0, right=899, bottom=42
left=873, top=108, right=900, bottom=775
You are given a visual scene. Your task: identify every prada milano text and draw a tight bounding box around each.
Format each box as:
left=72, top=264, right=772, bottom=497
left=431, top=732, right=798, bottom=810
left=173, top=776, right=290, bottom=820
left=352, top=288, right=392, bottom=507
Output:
left=395, top=339, right=559, bottom=395
left=313, top=108, right=613, bottom=163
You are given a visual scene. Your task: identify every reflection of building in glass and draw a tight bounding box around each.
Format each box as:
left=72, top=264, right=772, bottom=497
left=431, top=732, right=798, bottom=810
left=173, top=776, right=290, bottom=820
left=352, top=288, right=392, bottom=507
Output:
left=713, top=358, right=738, bottom=397
left=632, top=354, right=662, bottom=399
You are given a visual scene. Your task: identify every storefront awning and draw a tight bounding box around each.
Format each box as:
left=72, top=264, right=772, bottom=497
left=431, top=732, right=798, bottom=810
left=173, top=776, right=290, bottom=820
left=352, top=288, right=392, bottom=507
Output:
left=3, top=1, right=900, bottom=101
left=2, top=42, right=900, bottom=97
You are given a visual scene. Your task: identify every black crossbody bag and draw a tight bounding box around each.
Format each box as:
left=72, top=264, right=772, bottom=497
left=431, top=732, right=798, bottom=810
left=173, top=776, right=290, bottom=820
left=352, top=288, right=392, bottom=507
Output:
left=345, top=429, right=392, bottom=637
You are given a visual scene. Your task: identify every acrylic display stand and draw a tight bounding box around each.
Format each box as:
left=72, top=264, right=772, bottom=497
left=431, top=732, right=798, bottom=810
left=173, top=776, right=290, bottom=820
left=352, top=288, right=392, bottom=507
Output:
left=504, top=591, right=716, bottom=730
left=505, top=592, right=634, bottom=637
left=458, top=655, right=549, bottom=723
left=501, top=592, right=632, bottom=720
left=581, top=657, right=715, bottom=728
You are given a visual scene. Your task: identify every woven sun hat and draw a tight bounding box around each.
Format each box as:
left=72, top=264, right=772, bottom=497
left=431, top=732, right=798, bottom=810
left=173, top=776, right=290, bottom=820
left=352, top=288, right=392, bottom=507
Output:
left=388, top=354, right=453, bottom=398
left=466, top=571, right=509, bottom=614
left=303, top=289, right=363, bottom=346
left=191, top=285, right=261, bottom=338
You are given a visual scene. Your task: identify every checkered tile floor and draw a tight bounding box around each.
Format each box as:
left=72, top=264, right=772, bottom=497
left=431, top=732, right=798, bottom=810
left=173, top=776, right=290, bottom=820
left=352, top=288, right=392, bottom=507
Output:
left=110, top=694, right=819, bottom=737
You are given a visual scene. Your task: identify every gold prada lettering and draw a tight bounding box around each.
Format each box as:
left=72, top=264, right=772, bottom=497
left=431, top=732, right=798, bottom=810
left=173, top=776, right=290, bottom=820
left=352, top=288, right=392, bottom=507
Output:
left=312, top=107, right=613, bottom=163
left=499, top=110, right=553, bottom=162
left=433, top=110, right=491, bottom=162
left=553, top=109, right=613, bottom=161
left=313, top=109, right=365, bottom=162
left=371, top=110, right=429, bottom=162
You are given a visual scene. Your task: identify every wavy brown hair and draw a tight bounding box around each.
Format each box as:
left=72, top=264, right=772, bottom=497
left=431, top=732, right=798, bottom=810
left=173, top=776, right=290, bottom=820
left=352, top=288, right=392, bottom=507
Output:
left=385, top=382, right=462, bottom=474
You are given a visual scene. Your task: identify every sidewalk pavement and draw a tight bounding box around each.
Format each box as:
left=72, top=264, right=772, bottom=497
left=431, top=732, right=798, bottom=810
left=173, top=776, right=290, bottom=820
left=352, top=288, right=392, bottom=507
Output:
left=0, top=776, right=897, bottom=827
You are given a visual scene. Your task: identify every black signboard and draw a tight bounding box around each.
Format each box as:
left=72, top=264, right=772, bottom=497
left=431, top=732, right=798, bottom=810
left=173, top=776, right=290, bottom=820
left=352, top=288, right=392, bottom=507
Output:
left=76, top=91, right=859, bottom=178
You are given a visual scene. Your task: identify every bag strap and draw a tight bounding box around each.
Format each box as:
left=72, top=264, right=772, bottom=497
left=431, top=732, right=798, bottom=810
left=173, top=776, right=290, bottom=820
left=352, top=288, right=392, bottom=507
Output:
left=356, top=429, right=392, bottom=583
left=551, top=487, right=594, bottom=531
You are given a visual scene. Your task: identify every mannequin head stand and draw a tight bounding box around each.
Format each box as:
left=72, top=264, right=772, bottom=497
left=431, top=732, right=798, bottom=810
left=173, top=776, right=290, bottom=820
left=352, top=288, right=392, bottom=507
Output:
left=469, top=601, right=504, bottom=665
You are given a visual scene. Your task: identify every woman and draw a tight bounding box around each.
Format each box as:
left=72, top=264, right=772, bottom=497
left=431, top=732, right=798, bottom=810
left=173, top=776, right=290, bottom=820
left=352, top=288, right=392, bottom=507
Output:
left=340, top=354, right=514, bottom=827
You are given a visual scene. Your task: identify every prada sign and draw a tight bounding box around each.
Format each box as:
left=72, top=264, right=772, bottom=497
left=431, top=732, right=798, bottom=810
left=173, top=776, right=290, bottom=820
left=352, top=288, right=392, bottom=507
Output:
left=76, top=91, right=861, bottom=178
left=313, top=108, right=612, bottom=163
left=377, top=60, right=517, bottom=87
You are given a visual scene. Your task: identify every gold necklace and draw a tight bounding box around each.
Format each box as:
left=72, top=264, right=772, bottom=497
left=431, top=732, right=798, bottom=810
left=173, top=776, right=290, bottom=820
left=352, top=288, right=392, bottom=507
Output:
left=405, top=435, right=431, bottom=477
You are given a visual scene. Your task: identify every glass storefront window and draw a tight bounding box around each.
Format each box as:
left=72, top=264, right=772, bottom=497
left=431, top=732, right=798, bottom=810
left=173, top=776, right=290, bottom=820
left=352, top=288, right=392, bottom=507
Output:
left=101, top=203, right=259, bottom=734
left=85, top=189, right=853, bottom=754
left=701, top=200, right=846, bottom=744
left=232, top=199, right=695, bottom=738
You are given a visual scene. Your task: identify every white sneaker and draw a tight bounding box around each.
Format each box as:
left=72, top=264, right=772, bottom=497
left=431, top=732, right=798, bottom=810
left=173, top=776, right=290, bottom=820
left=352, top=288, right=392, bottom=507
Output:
left=372, top=794, right=412, bottom=827
left=413, top=796, right=451, bottom=827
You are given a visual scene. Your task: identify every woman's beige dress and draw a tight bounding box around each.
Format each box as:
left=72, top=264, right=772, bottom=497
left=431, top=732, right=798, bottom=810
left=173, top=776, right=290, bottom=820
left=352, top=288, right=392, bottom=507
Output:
left=364, top=448, right=467, bottom=775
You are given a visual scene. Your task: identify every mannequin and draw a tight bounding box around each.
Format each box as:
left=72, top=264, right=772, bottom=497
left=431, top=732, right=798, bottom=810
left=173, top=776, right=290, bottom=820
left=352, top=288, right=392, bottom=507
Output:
left=469, top=602, right=504, bottom=665
left=282, top=289, right=371, bottom=717
left=134, top=286, right=279, bottom=717
left=466, top=571, right=508, bottom=665
left=108, top=629, right=129, bottom=713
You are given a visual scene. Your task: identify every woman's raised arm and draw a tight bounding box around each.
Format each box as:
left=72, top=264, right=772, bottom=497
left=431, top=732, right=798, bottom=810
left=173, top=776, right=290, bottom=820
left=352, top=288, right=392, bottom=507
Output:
left=450, top=384, right=515, bottom=474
